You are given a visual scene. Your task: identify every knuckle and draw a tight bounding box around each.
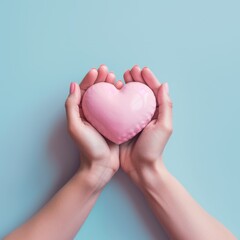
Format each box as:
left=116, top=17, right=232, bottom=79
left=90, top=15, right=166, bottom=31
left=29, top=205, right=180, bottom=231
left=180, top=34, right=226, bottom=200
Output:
left=158, top=100, right=173, bottom=110
left=65, top=98, right=71, bottom=109
left=67, top=123, right=77, bottom=135
left=158, top=123, right=173, bottom=135
left=167, top=100, right=173, bottom=109
left=167, top=126, right=173, bottom=135
left=165, top=125, right=173, bottom=135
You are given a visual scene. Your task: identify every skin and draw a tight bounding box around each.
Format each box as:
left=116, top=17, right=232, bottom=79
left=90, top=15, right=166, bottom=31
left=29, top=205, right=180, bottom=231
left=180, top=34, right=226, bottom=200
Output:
left=120, top=65, right=236, bottom=240
left=120, top=65, right=172, bottom=183
left=5, top=65, right=236, bottom=240
left=66, top=64, right=120, bottom=190
left=5, top=65, right=120, bottom=240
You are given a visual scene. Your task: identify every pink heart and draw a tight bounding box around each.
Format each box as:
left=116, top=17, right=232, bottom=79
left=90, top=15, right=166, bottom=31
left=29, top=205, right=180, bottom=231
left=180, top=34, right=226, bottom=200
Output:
left=82, top=82, right=156, bottom=144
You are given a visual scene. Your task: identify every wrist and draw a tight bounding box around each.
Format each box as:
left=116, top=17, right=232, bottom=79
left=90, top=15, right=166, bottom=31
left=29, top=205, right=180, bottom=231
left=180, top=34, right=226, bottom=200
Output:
left=129, top=160, right=169, bottom=190
left=76, top=163, right=115, bottom=193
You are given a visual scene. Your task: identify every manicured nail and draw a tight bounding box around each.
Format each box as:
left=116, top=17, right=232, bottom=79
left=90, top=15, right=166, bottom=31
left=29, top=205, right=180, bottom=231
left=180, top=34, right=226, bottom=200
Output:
left=69, top=82, right=75, bottom=95
left=100, top=64, right=107, bottom=69
left=164, top=82, right=169, bottom=94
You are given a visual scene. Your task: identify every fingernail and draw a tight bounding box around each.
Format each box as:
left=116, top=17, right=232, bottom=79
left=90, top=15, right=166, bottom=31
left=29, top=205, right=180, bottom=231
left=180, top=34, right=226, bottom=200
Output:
left=100, top=64, right=107, bottom=69
left=164, top=82, right=169, bottom=94
left=69, top=82, right=75, bottom=95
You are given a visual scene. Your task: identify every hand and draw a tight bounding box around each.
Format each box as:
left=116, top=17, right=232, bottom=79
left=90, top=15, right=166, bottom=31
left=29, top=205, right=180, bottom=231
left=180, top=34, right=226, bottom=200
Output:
left=65, top=65, right=122, bottom=191
left=119, top=65, right=173, bottom=183
left=119, top=69, right=236, bottom=240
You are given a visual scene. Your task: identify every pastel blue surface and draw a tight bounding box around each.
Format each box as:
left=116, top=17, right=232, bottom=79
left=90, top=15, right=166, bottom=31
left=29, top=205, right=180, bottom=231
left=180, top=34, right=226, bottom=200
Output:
left=0, top=0, right=239, bottom=239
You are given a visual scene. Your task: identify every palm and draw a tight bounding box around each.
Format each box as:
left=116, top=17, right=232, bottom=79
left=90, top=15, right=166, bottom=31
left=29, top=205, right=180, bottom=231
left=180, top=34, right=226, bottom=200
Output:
left=81, top=121, right=120, bottom=185
left=120, top=114, right=161, bottom=173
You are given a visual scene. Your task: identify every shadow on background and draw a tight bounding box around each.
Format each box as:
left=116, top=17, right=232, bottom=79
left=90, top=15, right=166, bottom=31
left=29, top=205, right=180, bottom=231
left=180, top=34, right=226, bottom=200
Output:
left=47, top=115, right=80, bottom=193
left=113, top=170, right=169, bottom=240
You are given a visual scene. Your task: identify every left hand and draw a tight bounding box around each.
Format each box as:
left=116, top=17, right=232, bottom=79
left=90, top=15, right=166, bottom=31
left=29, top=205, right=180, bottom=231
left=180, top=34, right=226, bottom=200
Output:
left=65, top=65, right=121, bottom=191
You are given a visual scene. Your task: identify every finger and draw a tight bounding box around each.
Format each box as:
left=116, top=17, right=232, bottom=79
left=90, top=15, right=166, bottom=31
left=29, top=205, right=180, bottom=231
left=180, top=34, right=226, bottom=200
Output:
left=155, top=83, right=173, bottom=136
left=123, top=70, right=133, bottom=83
left=141, top=67, right=161, bottom=97
left=95, top=64, right=108, bottom=83
left=115, top=80, right=124, bottom=89
left=106, top=72, right=116, bottom=84
left=65, top=82, right=84, bottom=129
left=80, top=68, right=98, bottom=93
left=130, top=65, right=145, bottom=83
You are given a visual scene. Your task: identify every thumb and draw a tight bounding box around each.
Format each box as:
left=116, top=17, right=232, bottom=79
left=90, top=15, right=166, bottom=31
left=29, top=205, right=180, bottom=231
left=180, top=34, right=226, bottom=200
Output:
left=65, top=82, right=83, bottom=129
left=156, top=83, right=173, bottom=136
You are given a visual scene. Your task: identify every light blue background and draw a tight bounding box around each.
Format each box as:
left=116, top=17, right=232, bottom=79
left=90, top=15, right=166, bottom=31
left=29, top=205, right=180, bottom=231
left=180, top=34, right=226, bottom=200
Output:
left=0, top=0, right=239, bottom=239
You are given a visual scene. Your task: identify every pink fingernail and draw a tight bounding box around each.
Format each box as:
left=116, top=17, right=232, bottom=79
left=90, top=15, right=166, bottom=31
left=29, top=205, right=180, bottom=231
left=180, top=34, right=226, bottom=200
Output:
left=70, top=82, right=75, bottom=94
left=165, top=82, right=169, bottom=94
left=100, top=64, right=107, bottom=69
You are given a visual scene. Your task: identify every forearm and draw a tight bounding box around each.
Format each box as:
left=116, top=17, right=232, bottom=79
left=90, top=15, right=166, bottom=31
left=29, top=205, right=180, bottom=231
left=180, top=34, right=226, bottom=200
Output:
left=5, top=167, right=101, bottom=240
left=132, top=161, right=236, bottom=240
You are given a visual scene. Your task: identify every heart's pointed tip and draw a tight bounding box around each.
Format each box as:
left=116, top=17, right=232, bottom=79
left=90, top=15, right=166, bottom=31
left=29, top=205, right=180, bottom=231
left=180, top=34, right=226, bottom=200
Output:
left=111, top=138, right=126, bottom=144
left=114, top=140, right=123, bottom=144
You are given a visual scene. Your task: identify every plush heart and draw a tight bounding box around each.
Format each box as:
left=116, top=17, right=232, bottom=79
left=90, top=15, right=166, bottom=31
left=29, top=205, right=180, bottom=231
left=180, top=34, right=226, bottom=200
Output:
left=82, top=82, right=156, bottom=144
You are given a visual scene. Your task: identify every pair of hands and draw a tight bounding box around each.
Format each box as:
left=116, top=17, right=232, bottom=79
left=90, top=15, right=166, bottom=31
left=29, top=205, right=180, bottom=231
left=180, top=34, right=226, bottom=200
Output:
left=65, top=64, right=173, bottom=191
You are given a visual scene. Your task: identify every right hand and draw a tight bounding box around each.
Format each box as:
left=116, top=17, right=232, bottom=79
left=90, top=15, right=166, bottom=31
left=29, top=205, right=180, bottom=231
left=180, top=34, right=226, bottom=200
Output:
left=119, top=66, right=173, bottom=183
